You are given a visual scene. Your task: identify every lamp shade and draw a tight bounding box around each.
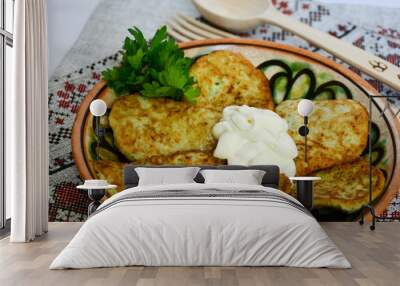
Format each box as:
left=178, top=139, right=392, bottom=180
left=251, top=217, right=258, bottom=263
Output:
left=89, top=99, right=107, bottom=117
left=297, top=99, right=314, bottom=116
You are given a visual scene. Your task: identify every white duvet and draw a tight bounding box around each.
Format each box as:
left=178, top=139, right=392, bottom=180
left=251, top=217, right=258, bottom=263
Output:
left=50, top=183, right=351, bottom=269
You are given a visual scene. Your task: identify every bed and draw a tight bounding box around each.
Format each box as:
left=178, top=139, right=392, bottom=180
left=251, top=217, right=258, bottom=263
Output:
left=50, top=165, right=351, bottom=269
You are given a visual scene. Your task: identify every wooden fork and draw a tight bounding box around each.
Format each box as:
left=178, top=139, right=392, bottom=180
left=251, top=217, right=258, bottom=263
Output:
left=167, top=13, right=239, bottom=42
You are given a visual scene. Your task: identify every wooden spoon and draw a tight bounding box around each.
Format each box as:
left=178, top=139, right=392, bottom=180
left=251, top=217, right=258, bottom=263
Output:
left=193, top=0, right=400, bottom=91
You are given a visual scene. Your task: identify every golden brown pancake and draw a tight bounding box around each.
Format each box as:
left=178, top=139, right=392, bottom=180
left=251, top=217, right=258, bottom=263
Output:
left=190, top=50, right=274, bottom=110
left=91, top=160, right=126, bottom=195
left=311, top=158, right=385, bottom=213
left=279, top=174, right=295, bottom=197
left=136, top=151, right=225, bottom=165
left=276, top=99, right=368, bottom=175
left=109, top=96, right=221, bottom=161
left=108, top=50, right=273, bottom=164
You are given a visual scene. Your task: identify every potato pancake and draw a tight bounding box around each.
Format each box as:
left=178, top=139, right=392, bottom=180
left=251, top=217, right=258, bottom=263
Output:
left=279, top=174, right=295, bottom=197
left=136, top=151, right=225, bottom=165
left=190, top=50, right=274, bottom=110
left=276, top=99, right=368, bottom=175
left=109, top=95, right=220, bottom=161
left=311, top=158, right=385, bottom=213
left=108, top=50, right=273, bottom=164
left=91, top=160, right=126, bottom=195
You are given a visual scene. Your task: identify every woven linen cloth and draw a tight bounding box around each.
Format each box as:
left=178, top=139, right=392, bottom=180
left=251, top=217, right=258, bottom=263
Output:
left=48, top=0, right=400, bottom=221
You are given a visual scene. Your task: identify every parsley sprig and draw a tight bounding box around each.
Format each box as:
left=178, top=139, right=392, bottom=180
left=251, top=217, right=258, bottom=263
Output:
left=102, top=26, right=200, bottom=103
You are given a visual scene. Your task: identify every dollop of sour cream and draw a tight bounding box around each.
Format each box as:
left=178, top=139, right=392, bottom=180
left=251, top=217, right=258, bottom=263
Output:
left=212, top=105, right=298, bottom=177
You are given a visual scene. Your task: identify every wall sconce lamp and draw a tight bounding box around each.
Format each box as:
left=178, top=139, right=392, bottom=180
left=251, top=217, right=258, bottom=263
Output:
left=89, top=99, right=107, bottom=160
left=297, top=99, right=314, bottom=163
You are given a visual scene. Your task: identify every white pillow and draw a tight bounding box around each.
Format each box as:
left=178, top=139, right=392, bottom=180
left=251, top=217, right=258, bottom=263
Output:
left=200, top=169, right=266, bottom=185
left=135, top=167, right=200, bottom=186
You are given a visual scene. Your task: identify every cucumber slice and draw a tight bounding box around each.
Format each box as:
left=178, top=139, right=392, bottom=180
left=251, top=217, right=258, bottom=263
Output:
left=361, top=123, right=385, bottom=167
left=370, top=123, right=380, bottom=146
left=262, top=65, right=286, bottom=79
left=287, top=69, right=316, bottom=100
left=316, top=72, right=333, bottom=86
left=258, top=59, right=353, bottom=103
left=289, top=62, right=310, bottom=73
left=313, top=89, right=335, bottom=100
left=273, top=77, right=288, bottom=104
left=314, top=81, right=352, bottom=100
left=270, top=72, right=289, bottom=104
left=371, top=148, right=385, bottom=165
left=89, top=140, right=98, bottom=160
left=362, top=148, right=385, bottom=166
left=258, top=59, right=292, bottom=73
left=287, top=75, right=310, bottom=99
left=96, top=147, right=120, bottom=161
left=100, top=114, right=110, bottom=128
left=331, top=85, right=350, bottom=99
left=104, top=132, right=116, bottom=149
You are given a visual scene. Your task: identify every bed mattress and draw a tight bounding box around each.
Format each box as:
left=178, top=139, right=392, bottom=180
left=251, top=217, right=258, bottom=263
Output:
left=50, top=183, right=351, bottom=269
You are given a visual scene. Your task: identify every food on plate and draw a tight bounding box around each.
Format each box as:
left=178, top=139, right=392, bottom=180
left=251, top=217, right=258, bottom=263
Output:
left=190, top=50, right=274, bottom=109
left=77, top=26, right=390, bottom=221
left=212, top=105, right=297, bottom=177
left=311, top=158, right=385, bottom=213
left=276, top=99, right=368, bottom=175
left=108, top=50, right=273, bottom=163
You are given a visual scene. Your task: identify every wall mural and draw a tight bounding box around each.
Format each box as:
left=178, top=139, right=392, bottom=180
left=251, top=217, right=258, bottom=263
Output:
left=54, top=26, right=398, bottom=223
left=48, top=2, right=400, bottom=222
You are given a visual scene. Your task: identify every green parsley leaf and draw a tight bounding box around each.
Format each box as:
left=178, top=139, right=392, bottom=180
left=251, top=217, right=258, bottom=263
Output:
left=102, top=26, right=200, bottom=103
